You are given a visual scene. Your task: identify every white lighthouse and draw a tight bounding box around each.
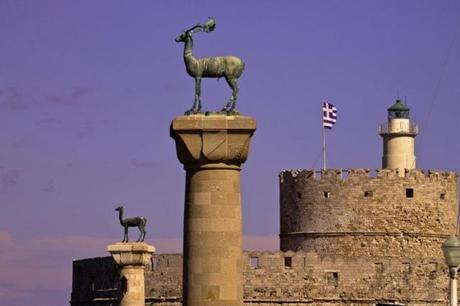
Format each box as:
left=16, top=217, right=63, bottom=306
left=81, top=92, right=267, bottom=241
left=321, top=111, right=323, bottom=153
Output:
left=379, top=99, right=418, bottom=176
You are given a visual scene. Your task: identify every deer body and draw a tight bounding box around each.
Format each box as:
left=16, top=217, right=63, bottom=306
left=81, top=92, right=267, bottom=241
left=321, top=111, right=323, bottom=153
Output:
left=115, top=206, right=147, bottom=242
left=176, top=26, right=245, bottom=113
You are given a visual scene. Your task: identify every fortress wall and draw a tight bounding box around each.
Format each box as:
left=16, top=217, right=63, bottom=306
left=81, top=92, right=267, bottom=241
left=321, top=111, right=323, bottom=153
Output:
left=242, top=251, right=447, bottom=304
left=146, top=254, right=182, bottom=300
left=70, top=257, right=119, bottom=306
left=279, top=169, right=458, bottom=257
left=72, top=252, right=450, bottom=306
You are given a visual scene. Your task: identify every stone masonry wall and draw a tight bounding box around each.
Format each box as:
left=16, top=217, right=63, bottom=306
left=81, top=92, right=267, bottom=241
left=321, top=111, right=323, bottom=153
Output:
left=279, top=169, right=458, bottom=257
left=71, top=251, right=451, bottom=306
left=71, top=257, right=119, bottom=306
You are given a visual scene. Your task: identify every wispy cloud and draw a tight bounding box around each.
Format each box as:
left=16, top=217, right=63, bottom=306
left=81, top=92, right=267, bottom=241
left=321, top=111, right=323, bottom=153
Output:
left=47, top=87, right=94, bottom=106
left=0, top=88, right=28, bottom=111
left=243, top=234, right=278, bottom=251
left=152, top=237, right=182, bottom=253
left=75, top=125, right=95, bottom=139
left=0, top=231, right=110, bottom=303
left=41, top=180, right=55, bottom=193
left=0, top=231, right=13, bottom=248
left=0, top=167, right=19, bottom=194
left=36, top=117, right=62, bottom=127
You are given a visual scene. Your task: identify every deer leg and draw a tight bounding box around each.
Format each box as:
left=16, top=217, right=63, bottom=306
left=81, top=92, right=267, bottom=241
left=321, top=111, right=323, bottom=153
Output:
left=222, top=77, right=238, bottom=111
left=137, top=224, right=144, bottom=242
left=138, top=226, right=146, bottom=242
left=124, top=226, right=129, bottom=242
left=141, top=229, right=146, bottom=242
left=196, top=77, right=202, bottom=111
left=230, top=79, right=239, bottom=110
left=140, top=221, right=146, bottom=242
left=188, top=77, right=202, bottom=113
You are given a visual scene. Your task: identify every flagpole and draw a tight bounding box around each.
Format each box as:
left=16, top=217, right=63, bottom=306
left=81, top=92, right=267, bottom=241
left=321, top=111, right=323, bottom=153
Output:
left=322, top=101, right=327, bottom=171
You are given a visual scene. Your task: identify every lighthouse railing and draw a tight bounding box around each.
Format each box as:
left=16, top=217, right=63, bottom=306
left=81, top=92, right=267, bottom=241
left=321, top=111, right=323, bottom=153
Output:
left=379, top=122, right=418, bottom=135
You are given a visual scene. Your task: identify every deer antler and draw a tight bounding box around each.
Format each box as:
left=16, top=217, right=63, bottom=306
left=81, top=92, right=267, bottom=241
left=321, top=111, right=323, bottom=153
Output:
left=202, top=17, right=216, bottom=32
left=186, top=24, right=202, bottom=35
left=187, top=17, right=216, bottom=35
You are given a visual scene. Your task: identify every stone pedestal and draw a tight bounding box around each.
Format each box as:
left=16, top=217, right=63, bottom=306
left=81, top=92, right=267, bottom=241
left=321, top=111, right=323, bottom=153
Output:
left=170, top=114, right=256, bottom=306
left=107, top=242, right=155, bottom=306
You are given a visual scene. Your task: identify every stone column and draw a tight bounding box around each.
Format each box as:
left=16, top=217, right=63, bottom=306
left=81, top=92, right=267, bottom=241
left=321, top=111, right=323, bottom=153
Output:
left=107, top=242, right=155, bottom=306
left=170, top=114, right=256, bottom=306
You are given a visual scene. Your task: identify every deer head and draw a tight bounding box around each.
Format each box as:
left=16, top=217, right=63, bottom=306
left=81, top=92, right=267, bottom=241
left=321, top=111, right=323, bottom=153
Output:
left=174, top=17, right=216, bottom=42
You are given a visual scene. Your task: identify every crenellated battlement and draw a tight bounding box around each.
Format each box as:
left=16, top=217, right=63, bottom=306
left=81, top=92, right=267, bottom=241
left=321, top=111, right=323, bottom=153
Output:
left=279, top=168, right=457, bottom=183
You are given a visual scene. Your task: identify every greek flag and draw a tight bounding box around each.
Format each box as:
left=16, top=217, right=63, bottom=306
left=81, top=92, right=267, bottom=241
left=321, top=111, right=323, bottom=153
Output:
left=323, top=101, right=337, bottom=129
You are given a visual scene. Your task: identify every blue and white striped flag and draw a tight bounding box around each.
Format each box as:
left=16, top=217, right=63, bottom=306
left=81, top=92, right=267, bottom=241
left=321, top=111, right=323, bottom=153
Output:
left=323, top=101, right=337, bottom=129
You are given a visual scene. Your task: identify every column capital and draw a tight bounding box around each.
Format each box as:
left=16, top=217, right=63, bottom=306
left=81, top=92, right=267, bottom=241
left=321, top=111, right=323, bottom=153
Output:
left=107, top=242, right=155, bottom=268
left=170, top=114, right=256, bottom=170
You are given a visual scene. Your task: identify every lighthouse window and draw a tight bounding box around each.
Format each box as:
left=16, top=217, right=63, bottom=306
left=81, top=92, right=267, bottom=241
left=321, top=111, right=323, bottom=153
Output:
left=364, top=191, right=373, bottom=197
left=323, top=191, right=331, bottom=198
left=440, top=193, right=446, bottom=200
left=405, top=188, right=414, bottom=198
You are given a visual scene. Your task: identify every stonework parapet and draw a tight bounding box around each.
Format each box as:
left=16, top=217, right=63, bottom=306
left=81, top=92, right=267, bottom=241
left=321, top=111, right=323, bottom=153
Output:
left=321, top=169, right=343, bottom=180
left=279, top=168, right=458, bottom=183
left=376, top=168, right=400, bottom=178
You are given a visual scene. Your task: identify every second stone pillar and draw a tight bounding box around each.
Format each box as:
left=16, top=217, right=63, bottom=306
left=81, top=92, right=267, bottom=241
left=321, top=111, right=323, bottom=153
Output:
left=170, top=114, right=256, bottom=306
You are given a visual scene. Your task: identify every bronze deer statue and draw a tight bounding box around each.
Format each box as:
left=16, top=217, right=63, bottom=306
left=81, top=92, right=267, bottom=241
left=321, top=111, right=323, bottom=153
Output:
left=115, top=206, right=147, bottom=242
left=175, top=17, right=245, bottom=114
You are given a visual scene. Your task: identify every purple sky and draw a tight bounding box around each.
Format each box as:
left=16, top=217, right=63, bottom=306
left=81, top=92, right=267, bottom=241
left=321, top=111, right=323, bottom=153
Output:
left=1, top=1, right=460, bottom=305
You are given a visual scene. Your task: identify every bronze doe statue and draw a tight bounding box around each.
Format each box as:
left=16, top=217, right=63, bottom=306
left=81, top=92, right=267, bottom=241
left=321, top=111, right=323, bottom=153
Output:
left=115, top=206, right=147, bottom=242
left=175, top=17, right=245, bottom=115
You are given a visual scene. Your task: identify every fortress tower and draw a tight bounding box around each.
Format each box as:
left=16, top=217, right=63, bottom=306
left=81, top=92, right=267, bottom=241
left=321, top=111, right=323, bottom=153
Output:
left=379, top=99, right=418, bottom=176
left=279, top=168, right=457, bottom=258
left=280, top=102, right=457, bottom=258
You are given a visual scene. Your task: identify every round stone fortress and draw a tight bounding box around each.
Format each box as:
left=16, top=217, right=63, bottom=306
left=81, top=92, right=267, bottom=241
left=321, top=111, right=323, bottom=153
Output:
left=279, top=168, right=458, bottom=258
